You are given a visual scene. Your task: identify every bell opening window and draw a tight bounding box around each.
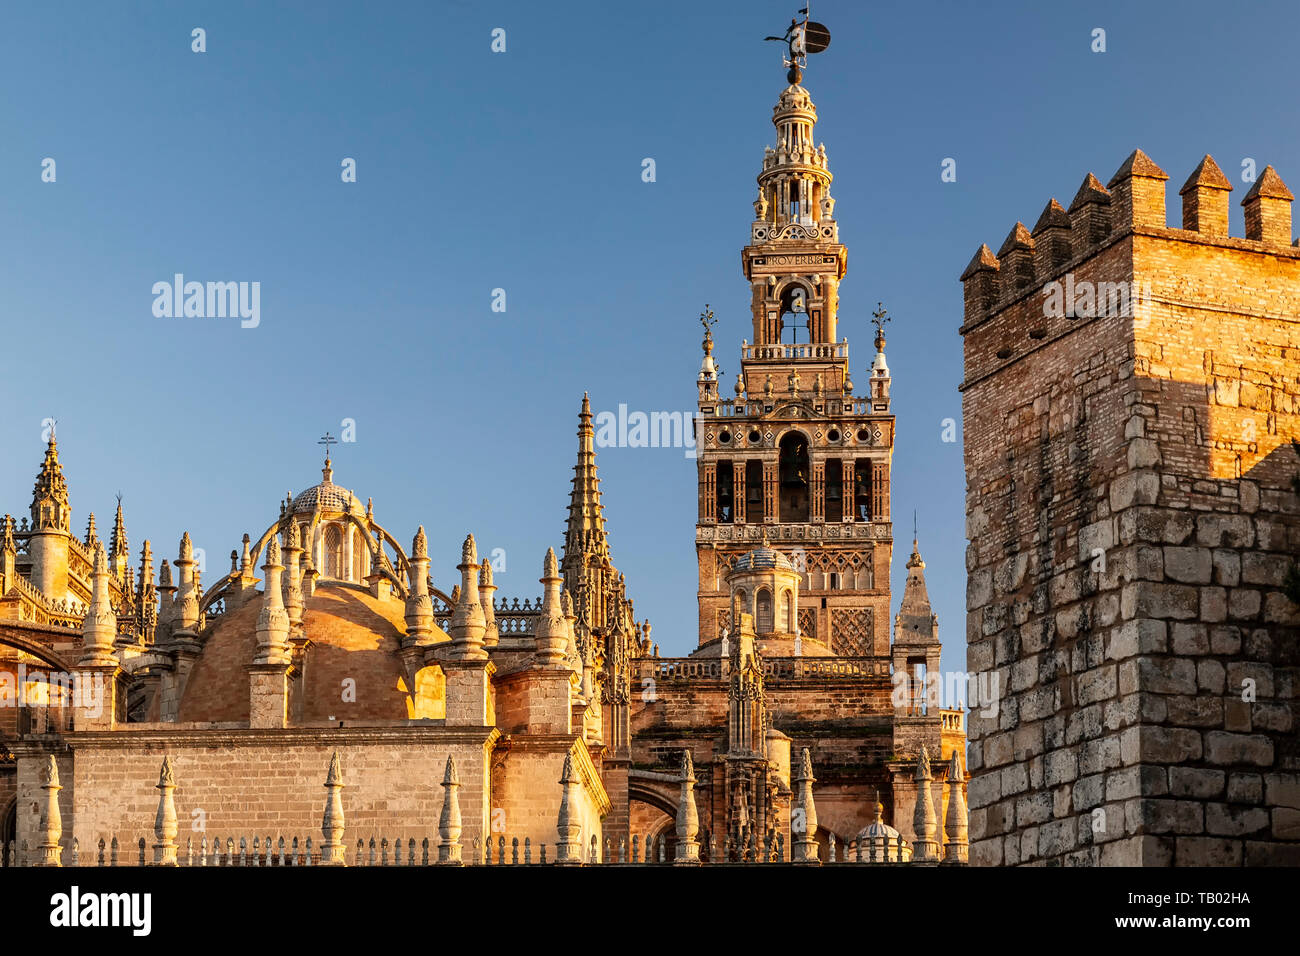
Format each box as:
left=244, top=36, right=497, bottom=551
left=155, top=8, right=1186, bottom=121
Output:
left=779, top=433, right=810, bottom=522
left=854, top=459, right=872, bottom=521
left=745, top=460, right=764, bottom=510
left=825, top=459, right=843, bottom=522
left=778, top=284, right=810, bottom=344
left=716, top=462, right=734, bottom=524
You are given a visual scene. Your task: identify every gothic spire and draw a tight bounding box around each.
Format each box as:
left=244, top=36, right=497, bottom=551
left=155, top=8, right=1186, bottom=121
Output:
left=110, top=496, right=128, bottom=563
left=894, top=535, right=939, bottom=644
left=562, top=393, right=610, bottom=581
left=31, top=434, right=70, bottom=532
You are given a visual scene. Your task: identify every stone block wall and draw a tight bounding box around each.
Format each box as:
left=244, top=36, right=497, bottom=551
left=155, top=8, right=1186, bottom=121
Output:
left=960, top=151, right=1300, bottom=865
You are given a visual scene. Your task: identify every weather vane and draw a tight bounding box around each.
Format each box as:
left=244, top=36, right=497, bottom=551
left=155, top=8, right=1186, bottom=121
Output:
left=871, top=302, right=891, bottom=352
left=764, top=6, right=831, bottom=83
left=702, top=306, right=722, bottom=361
left=699, top=303, right=716, bottom=337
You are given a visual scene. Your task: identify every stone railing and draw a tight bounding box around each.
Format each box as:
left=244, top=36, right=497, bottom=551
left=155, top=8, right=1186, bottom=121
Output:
left=742, top=342, right=849, bottom=361
left=764, top=657, right=889, bottom=679
left=8, top=752, right=949, bottom=868
left=635, top=656, right=889, bottom=683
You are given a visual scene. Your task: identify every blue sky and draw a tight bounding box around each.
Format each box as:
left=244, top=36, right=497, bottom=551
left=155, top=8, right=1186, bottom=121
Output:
left=2, top=0, right=1297, bottom=689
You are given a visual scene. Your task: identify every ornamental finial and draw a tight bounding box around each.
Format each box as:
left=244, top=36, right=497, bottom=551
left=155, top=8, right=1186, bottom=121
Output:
left=871, top=302, right=890, bottom=353
left=699, top=304, right=716, bottom=356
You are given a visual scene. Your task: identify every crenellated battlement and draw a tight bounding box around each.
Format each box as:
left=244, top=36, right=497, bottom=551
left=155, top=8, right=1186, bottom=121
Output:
left=960, top=150, right=1297, bottom=332
left=959, top=150, right=1299, bottom=391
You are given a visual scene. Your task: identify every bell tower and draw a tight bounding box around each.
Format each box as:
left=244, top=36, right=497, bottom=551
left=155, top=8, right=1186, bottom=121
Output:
left=694, top=47, right=895, bottom=661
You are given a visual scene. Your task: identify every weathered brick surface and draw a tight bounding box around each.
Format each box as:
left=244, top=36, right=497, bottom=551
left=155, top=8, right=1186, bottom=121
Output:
left=961, top=151, right=1300, bottom=865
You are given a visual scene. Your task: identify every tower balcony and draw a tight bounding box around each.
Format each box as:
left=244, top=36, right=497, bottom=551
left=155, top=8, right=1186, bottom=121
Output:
left=742, top=342, right=848, bottom=362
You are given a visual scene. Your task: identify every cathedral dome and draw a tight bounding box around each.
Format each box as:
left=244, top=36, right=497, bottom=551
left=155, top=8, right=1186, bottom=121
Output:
left=733, top=543, right=794, bottom=573
left=287, top=459, right=365, bottom=517
left=854, top=794, right=912, bottom=862
left=174, top=581, right=448, bottom=724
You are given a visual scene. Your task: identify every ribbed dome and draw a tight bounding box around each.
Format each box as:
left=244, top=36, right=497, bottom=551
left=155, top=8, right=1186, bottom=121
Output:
left=854, top=796, right=911, bottom=862
left=733, top=544, right=794, bottom=573
left=289, top=482, right=364, bottom=516
left=288, top=460, right=365, bottom=516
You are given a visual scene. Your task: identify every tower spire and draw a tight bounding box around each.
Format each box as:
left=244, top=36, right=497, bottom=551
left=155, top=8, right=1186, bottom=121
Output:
left=31, top=433, right=70, bottom=532
left=895, top=534, right=938, bottom=643
left=110, top=495, right=129, bottom=581
left=563, top=394, right=608, bottom=564
left=561, top=393, right=613, bottom=617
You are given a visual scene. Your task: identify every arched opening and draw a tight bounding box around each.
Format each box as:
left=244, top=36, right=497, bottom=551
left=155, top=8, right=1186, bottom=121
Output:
left=0, top=798, right=15, bottom=866
left=756, top=588, right=773, bottom=633
left=716, top=462, right=733, bottom=524
left=779, top=433, right=810, bottom=522
left=778, top=284, right=810, bottom=344
left=629, top=785, right=680, bottom=862
left=824, top=459, right=843, bottom=522
left=353, top=528, right=369, bottom=582
left=745, top=460, right=764, bottom=519
left=780, top=589, right=793, bottom=632
left=324, top=525, right=344, bottom=579
left=732, top=588, right=747, bottom=626
left=854, top=459, right=873, bottom=521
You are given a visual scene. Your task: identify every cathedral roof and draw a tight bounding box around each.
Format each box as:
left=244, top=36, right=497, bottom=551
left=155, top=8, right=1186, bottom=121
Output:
left=175, top=581, right=448, bottom=723
left=287, top=459, right=366, bottom=517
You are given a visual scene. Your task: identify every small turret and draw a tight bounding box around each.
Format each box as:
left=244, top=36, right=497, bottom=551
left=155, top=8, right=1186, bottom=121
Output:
left=1, top=516, right=15, bottom=590
left=1067, top=172, right=1112, bottom=245
left=109, top=497, right=129, bottom=582
left=171, top=532, right=199, bottom=644
left=478, top=559, right=499, bottom=647
left=28, top=435, right=72, bottom=599
left=281, top=520, right=304, bottom=633
left=911, top=744, right=940, bottom=863
left=31, top=434, right=70, bottom=532
left=1242, top=164, right=1294, bottom=245
left=79, top=542, right=117, bottom=667
left=534, top=548, right=569, bottom=667
left=253, top=536, right=291, bottom=666
left=674, top=750, right=701, bottom=864
left=404, top=526, right=434, bottom=647
left=996, top=222, right=1035, bottom=291
left=1106, top=148, right=1168, bottom=231
left=943, top=750, right=969, bottom=864
left=1179, top=154, right=1232, bottom=237
left=1031, top=198, right=1073, bottom=276
left=447, top=534, right=487, bottom=661
left=135, top=541, right=157, bottom=645
left=959, top=243, right=1000, bottom=327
